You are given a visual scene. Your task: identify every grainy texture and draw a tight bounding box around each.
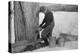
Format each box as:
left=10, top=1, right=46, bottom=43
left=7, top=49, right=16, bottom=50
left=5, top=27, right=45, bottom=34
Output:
left=14, top=1, right=40, bottom=43
left=14, top=2, right=26, bottom=42
left=21, top=2, right=39, bottom=42
left=9, top=2, right=78, bottom=53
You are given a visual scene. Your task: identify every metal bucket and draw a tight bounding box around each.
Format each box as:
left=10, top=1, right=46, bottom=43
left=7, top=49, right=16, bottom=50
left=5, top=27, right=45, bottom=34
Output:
left=49, top=37, right=56, bottom=48
left=57, top=37, right=65, bottom=47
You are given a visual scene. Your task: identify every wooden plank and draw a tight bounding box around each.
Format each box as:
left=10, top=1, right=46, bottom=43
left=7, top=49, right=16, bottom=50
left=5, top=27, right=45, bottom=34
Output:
left=47, top=4, right=78, bottom=12
left=12, top=38, right=42, bottom=48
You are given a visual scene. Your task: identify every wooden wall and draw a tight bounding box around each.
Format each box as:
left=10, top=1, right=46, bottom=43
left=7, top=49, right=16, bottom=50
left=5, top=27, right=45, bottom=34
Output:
left=21, top=2, right=39, bottom=42
left=14, top=1, right=39, bottom=43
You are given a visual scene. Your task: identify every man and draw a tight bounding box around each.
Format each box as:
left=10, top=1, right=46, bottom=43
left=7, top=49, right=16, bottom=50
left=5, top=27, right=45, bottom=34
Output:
left=37, top=6, right=55, bottom=46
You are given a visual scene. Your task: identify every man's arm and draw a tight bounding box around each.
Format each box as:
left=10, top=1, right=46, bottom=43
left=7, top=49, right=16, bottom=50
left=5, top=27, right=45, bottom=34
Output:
left=41, top=22, right=49, bottom=28
left=40, top=18, right=46, bottom=28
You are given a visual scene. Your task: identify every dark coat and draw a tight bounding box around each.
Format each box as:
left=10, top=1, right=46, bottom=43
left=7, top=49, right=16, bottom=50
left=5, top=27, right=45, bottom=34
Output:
left=40, top=11, right=54, bottom=29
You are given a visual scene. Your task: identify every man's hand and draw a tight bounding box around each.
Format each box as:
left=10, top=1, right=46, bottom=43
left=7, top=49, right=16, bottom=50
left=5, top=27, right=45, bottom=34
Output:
left=39, top=27, right=42, bottom=31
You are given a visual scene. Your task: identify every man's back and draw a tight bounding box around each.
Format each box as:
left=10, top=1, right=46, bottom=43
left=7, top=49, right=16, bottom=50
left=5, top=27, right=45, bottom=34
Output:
left=40, top=11, right=54, bottom=28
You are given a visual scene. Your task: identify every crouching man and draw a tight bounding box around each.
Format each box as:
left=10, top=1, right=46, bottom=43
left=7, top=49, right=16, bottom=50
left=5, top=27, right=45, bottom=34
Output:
left=37, top=6, right=55, bottom=46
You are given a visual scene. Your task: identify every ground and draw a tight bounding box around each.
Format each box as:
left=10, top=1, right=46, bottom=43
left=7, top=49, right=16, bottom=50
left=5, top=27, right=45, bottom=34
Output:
left=34, top=41, right=78, bottom=52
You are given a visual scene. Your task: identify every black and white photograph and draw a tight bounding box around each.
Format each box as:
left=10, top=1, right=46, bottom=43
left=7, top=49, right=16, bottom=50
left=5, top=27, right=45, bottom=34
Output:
left=8, top=1, right=78, bottom=53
